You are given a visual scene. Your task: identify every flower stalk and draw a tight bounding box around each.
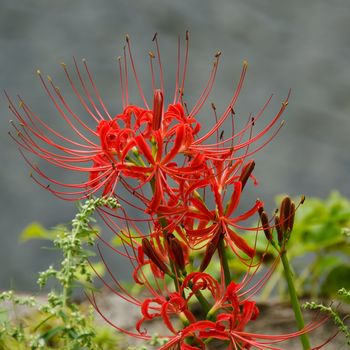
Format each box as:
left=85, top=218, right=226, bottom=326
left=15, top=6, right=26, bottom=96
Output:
left=218, top=236, right=232, bottom=287
left=277, top=196, right=311, bottom=350
left=281, top=250, right=311, bottom=350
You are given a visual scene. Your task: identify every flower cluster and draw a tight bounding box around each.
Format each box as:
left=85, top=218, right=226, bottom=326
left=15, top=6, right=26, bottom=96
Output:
left=9, top=33, right=329, bottom=349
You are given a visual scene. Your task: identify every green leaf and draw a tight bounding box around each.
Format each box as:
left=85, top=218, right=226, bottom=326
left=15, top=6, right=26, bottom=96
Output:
left=40, top=325, right=65, bottom=341
left=19, top=222, right=52, bottom=242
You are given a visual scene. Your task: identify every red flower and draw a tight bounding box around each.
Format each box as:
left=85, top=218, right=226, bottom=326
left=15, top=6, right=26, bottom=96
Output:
left=10, top=33, right=328, bottom=350
left=9, top=33, right=288, bottom=209
left=90, top=264, right=328, bottom=350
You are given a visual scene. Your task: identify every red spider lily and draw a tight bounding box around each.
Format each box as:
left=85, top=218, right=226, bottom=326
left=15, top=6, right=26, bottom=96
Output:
left=89, top=252, right=329, bottom=350
left=178, top=160, right=262, bottom=266
left=8, top=32, right=288, bottom=210
left=9, top=32, right=331, bottom=350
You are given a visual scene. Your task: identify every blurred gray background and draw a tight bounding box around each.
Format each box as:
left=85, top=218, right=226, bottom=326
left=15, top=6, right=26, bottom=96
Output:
left=1, top=0, right=350, bottom=291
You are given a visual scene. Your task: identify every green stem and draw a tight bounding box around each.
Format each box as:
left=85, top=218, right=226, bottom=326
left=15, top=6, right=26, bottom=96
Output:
left=218, top=237, right=231, bottom=287
left=194, top=289, right=211, bottom=315
left=281, top=251, right=311, bottom=350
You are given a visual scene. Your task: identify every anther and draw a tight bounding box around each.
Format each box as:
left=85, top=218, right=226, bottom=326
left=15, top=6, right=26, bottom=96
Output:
left=149, top=51, right=155, bottom=59
left=125, top=34, right=130, bottom=43
left=185, top=30, right=189, bottom=41
left=152, top=32, right=158, bottom=42
left=215, top=51, right=222, bottom=58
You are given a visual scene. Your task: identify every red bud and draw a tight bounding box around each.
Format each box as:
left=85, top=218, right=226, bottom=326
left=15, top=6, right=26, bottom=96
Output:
left=152, top=89, right=164, bottom=130
left=239, top=160, right=255, bottom=190
left=142, top=238, right=170, bottom=275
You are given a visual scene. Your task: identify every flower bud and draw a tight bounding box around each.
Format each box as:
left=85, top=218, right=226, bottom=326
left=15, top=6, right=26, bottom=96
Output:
left=152, top=89, right=164, bottom=130
left=259, top=210, right=272, bottom=241
left=167, top=234, right=185, bottom=272
left=142, top=238, right=170, bottom=275
left=200, top=233, right=221, bottom=272
left=239, top=160, right=255, bottom=190
left=279, top=196, right=296, bottom=234
left=275, top=216, right=283, bottom=245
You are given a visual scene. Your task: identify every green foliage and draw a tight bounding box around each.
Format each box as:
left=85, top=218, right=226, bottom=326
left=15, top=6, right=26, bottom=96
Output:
left=0, top=197, right=122, bottom=350
left=19, top=222, right=60, bottom=242
left=257, top=191, right=350, bottom=300
left=166, top=192, right=350, bottom=301
left=303, top=288, right=350, bottom=345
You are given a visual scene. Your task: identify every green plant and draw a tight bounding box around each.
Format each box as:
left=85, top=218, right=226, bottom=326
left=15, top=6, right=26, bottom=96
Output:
left=259, top=191, right=350, bottom=300
left=303, top=288, right=350, bottom=346
left=0, top=197, right=121, bottom=350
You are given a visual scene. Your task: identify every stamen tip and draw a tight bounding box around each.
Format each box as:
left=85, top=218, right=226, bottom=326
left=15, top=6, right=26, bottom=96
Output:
left=60, top=62, right=66, bottom=68
left=36, top=69, right=41, bottom=75
left=149, top=51, right=155, bottom=59
left=47, top=75, right=52, bottom=82
left=215, top=51, right=222, bottom=58
left=243, top=60, right=248, bottom=67
left=152, top=32, right=158, bottom=42
left=125, top=34, right=130, bottom=43
left=82, top=58, right=86, bottom=63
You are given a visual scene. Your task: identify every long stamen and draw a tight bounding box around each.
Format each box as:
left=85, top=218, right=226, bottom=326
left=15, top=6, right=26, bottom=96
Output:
left=125, top=34, right=149, bottom=109
left=152, top=33, right=164, bottom=93
left=117, top=56, right=125, bottom=109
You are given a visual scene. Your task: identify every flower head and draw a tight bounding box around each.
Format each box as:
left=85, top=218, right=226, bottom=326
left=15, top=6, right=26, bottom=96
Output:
left=8, top=33, right=331, bottom=350
left=9, top=33, right=287, bottom=207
